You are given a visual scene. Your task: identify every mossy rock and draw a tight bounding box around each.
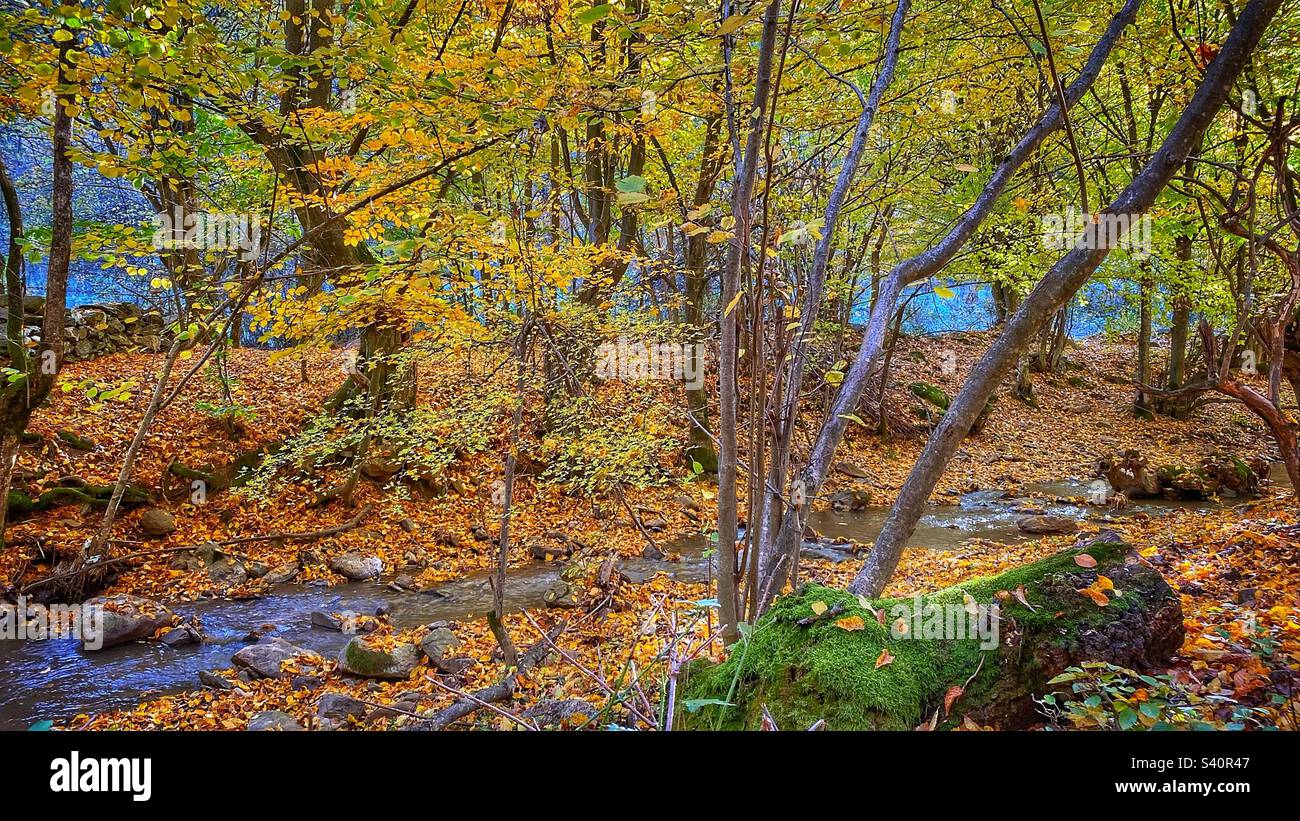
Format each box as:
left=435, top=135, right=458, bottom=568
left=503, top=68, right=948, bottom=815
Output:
left=908, top=381, right=951, bottom=411
left=685, top=443, right=719, bottom=474
left=907, top=382, right=993, bottom=434
left=5, top=489, right=35, bottom=518
left=679, top=541, right=1182, bottom=731
left=337, top=636, right=420, bottom=679
left=55, top=430, right=95, bottom=451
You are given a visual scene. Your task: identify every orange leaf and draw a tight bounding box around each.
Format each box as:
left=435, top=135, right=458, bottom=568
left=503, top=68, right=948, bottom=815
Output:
left=1078, top=585, right=1109, bottom=606
left=835, top=615, right=866, bottom=631
left=1074, top=553, right=1097, bottom=568
left=875, top=648, right=894, bottom=669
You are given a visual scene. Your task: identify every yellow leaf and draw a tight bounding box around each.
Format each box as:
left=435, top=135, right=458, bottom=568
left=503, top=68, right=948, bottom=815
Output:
left=724, top=289, right=744, bottom=317
left=810, top=600, right=828, bottom=616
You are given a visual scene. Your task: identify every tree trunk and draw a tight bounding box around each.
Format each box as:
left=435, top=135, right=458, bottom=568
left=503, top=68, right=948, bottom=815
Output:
left=716, top=0, right=783, bottom=644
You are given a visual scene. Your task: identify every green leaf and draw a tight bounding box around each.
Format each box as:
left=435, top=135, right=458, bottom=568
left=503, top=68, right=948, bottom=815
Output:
left=682, top=698, right=734, bottom=713
left=577, top=4, right=615, bottom=27
left=615, top=175, right=647, bottom=193
left=934, top=284, right=955, bottom=299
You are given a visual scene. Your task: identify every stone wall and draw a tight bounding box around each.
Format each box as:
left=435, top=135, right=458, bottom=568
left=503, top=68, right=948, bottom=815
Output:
left=2, top=297, right=167, bottom=361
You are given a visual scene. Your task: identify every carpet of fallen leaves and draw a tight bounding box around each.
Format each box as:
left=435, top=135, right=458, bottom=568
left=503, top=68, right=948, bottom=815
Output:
left=5, top=333, right=1296, bottom=730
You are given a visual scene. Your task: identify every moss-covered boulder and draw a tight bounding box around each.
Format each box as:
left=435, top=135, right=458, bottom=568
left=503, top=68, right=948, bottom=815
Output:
left=908, top=381, right=994, bottom=433
left=679, top=541, right=1183, bottom=730
left=337, top=636, right=421, bottom=679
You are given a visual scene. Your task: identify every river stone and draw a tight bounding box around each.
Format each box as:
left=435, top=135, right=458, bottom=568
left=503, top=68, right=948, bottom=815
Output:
left=336, top=636, right=421, bottom=679
left=330, top=552, right=383, bottom=581
left=81, top=594, right=176, bottom=650
left=262, top=561, right=300, bottom=585
left=139, top=508, right=176, bottom=537
left=828, top=489, right=871, bottom=511
left=316, top=692, right=370, bottom=729
left=208, top=556, right=247, bottom=587
left=418, top=627, right=460, bottom=664
left=198, top=670, right=234, bottom=690
left=232, top=637, right=317, bottom=679
left=247, top=710, right=304, bottom=731
left=1016, top=514, right=1079, bottom=535
left=160, top=622, right=203, bottom=647
left=311, top=610, right=359, bottom=631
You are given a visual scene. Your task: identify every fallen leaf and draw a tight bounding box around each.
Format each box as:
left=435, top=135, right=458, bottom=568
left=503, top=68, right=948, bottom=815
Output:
left=1074, top=553, right=1097, bottom=568
left=810, top=600, right=828, bottom=616
left=1012, top=584, right=1037, bottom=612
left=835, top=615, right=866, bottom=631
left=875, top=648, right=895, bottom=669
left=944, top=685, right=964, bottom=715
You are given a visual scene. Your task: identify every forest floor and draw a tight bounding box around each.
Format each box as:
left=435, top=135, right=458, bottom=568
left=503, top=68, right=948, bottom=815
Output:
left=3, top=332, right=1297, bottom=730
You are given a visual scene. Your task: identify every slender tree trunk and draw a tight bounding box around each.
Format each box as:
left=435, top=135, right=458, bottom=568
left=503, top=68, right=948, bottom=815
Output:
left=755, top=0, right=910, bottom=601
left=850, top=0, right=1283, bottom=596
left=716, top=0, right=783, bottom=644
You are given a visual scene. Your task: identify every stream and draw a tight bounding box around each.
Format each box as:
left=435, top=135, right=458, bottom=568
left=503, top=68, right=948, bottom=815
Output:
left=0, top=476, right=1240, bottom=729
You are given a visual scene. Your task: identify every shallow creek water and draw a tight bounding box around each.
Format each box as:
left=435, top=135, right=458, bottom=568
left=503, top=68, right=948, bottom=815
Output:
left=0, top=475, right=1240, bottom=728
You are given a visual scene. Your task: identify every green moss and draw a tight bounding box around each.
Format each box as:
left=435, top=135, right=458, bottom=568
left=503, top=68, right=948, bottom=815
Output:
left=908, top=381, right=951, bottom=411
left=5, top=489, right=34, bottom=517
left=680, top=542, right=1138, bottom=731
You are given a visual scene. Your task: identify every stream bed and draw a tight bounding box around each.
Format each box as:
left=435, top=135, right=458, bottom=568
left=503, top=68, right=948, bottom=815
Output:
left=0, top=477, right=1234, bottom=729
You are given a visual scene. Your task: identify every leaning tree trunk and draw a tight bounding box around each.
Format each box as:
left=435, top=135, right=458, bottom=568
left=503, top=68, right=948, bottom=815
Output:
left=681, top=540, right=1183, bottom=730
left=850, top=0, right=1284, bottom=598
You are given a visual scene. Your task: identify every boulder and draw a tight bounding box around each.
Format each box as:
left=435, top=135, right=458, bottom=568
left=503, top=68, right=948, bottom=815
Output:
left=81, top=594, right=176, bottom=650
left=418, top=627, right=461, bottom=665
left=138, top=508, right=176, bottom=537
left=330, top=552, right=383, bottom=581
left=232, top=637, right=318, bottom=679
left=530, top=541, right=572, bottom=562
left=336, top=636, right=421, bottom=679
left=1016, top=515, right=1079, bottom=535
left=247, top=710, right=304, bottom=731
left=827, top=489, right=871, bottom=512
left=261, top=561, right=300, bottom=585
left=207, top=556, right=247, bottom=587
left=198, top=670, right=234, bottom=690
left=315, top=692, right=371, bottom=729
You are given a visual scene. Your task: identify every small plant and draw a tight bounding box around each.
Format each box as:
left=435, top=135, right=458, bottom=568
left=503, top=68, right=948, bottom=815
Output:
left=1038, top=662, right=1208, bottom=730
